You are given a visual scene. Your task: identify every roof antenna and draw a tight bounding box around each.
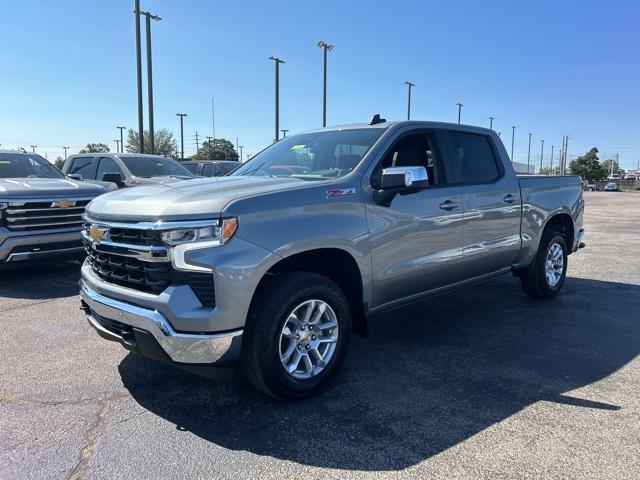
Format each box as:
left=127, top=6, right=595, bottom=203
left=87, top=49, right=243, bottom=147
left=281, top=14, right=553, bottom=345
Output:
left=369, top=114, right=387, bottom=125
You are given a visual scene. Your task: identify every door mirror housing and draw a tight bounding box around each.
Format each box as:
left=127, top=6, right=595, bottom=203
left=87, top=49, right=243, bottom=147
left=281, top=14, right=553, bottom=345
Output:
left=67, top=173, right=83, bottom=181
left=374, top=166, right=430, bottom=206
left=101, top=172, right=124, bottom=187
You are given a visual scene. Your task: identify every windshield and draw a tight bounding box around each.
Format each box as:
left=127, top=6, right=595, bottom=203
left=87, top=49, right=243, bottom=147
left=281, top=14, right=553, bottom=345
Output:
left=182, top=163, right=198, bottom=174
left=0, top=153, right=64, bottom=179
left=232, top=129, right=383, bottom=180
left=120, top=156, right=194, bottom=178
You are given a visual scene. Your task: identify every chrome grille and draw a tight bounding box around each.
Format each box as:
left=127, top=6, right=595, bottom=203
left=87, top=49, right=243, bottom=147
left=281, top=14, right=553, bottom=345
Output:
left=4, top=199, right=91, bottom=231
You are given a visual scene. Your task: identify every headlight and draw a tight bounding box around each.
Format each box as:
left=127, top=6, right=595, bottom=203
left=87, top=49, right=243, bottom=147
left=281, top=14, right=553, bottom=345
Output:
left=161, top=218, right=238, bottom=246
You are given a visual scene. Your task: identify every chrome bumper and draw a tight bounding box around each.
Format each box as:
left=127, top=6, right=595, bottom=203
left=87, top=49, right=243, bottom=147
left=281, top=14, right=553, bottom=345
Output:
left=80, top=281, right=242, bottom=365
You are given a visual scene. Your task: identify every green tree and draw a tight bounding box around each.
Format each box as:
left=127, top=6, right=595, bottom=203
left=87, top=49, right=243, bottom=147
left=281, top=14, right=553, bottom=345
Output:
left=79, top=143, right=110, bottom=154
left=539, top=166, right=556, bottom=176
left=54, top=157, right=65, bottom=170
left=125, top=128, right=178, bottom=157
left=601, top=159, right=625, bottom=177
left=192, top=138, right=239, bottom=161
left=568, top=147, right=607, bottom=181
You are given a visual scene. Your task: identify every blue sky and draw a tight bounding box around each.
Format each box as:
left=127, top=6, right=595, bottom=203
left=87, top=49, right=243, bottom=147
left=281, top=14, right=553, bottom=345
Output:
left=1, top=0, right=639, bottom=170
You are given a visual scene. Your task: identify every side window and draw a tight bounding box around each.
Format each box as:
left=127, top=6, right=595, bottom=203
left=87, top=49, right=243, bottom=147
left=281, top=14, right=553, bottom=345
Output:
left=202, top=164, right=216, bottom=177
left=69, top=157, right=94, bottom=178
left=449, top=132, right=500, bottom=184
left=96, top=157, right=124, bottom=181
left=371, top=132, right=445, bottom=189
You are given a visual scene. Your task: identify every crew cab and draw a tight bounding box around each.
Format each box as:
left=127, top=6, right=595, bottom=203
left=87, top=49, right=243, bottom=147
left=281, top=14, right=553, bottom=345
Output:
left=0, top=149, right=107, bottom=266
left=62, top=153, right=194, bottom=189
left=181, top=160, right=240, bottom=177
left=79, top=119, right=585, bottom=400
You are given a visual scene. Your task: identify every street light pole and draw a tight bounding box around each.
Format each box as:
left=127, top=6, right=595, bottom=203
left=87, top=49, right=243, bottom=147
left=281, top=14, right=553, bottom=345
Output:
left=489, top=116, right=494, bottom=130
left=141, top=11, right=161, bottom=154
left=539, top=139, right=545, bottom=174
left=281, top=129, right=289, bottom=138
left=62, top=146, right=69, bottom=160
left=117, top=126, right=126, bottom=153
left=456, top=103, right=463, bottom=124
left=318, top=41, right=333, bottom=127
left=114, top=140, right=120, bottom=152
left=134, top=0, right=144, bottom=153
left=404, top=81, right=415, bottom=120
left=550, top=145, right=555, bottom=173
left=527, top=133, right=532, bottom=174
left=511, top=126, right=515, bottom=161
left=30, top=145, right=37, bottom=153
left=268, top=56, right=285, bottom=142
left=238, top=145, right=244, bottom=162
left=176, top=113, right=187, bottom=160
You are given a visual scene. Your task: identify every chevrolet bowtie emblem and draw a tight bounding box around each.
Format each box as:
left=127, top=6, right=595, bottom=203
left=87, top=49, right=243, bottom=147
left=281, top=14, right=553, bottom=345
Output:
left=89, top=224, right=109, bottom=243
left=51, top=200, right=77, bottom=208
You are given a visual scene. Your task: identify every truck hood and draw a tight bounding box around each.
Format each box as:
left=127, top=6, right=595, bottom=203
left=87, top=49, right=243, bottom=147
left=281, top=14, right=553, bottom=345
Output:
left=129, top=175, right=194, bottom=186
left=85, top=175, right=307, bottom=221
left=0, top=177, right=106, bottom=199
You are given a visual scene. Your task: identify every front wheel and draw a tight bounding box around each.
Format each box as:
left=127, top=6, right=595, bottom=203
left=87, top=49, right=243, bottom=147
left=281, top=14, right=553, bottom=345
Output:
left=240, top=272, right=352, bottom=400
left=519, top=229, right=568, bottom=298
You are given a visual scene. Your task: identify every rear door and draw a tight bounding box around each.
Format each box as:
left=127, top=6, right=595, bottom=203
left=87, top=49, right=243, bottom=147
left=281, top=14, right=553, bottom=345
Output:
left=443, top=130, right=522, bottom=278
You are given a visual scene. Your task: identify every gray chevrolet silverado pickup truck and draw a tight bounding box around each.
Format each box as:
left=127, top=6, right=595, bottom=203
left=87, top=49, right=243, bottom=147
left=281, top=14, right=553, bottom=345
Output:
left=0, top=150, right=107, bottom=266
left=79, top=119, right=585, bottom=399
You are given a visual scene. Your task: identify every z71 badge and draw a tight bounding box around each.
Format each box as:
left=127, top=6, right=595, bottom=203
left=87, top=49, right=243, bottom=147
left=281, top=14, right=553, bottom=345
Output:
left=326, top=188, right=355, bottom=199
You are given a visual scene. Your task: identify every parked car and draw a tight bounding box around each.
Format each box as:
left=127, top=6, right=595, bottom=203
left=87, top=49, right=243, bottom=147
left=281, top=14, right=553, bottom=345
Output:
left=587, top=183, right=597, bottom=191
left=604, top=182, right=620, bottom=191
left=0, top=149, right=107, bottom=266
left=62, top=153, right=194, bottom=188
left=623, top=173, right=638, bottom=181
left=181, top=160, right=240, bottom=177
left=79, top=118, right=585, bottom=400
left=607, top=174, right=622, bottom=181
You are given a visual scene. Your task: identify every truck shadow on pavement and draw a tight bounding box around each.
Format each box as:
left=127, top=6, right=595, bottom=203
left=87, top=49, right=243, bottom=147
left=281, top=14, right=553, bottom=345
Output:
left=0, top=260, right=82, bottom=299
left=118, top=275, right=640, bottom=471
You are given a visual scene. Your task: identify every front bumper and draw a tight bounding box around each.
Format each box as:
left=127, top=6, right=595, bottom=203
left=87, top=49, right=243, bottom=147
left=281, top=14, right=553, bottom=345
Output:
left=80, top=281, right=243, bottom=365
left=0, top=228, right=84, bottom=263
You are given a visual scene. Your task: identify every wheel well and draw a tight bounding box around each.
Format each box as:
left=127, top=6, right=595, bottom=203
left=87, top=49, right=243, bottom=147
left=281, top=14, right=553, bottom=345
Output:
left=256, top=249, right=367, bottom=336
left=544, top=213, right=574, bottom=251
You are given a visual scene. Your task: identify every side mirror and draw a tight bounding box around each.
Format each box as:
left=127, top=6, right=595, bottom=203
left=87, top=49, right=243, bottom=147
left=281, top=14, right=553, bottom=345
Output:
left=101, top=172, right=124, bottom=187
left=374, top=166, right=429, bottom=206
left=67, top=173, right=83, bottom=181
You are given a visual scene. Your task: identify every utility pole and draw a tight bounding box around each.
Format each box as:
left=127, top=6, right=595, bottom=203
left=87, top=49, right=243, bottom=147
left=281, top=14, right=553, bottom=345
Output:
left=489, top=116, right=494, bottom=130
left=30, top=145, right=37, bottom=152
left=211, top=98, right=216, bottom=139
left=456, top=102, right=463, bottom=124
left=62, top=146, right=69, bottom=160
left=539, top=139, right=545, bottom=174
left=511, top=126, right=515, bottom=161
left=404, top=81, right=415, bottom=120
left=134, top=0, right=144, bottom=153
left=194, top=131, right=200, bottom=152
left=268, top=56, right=285, bottom=142
left=238, top=145, right=244, bottom=162
left=117, top=126, right=126, bottom=153
left=563, top=136, right=570, bottom=175
left=139, top=10, right=161, bottom=154
left=176, top=113, right=187, bottom=160
left=550, top=145, right=555, bottom=173
left=527, top=133, right=532, bottom=174
left=281, top=129, right=289, bottom=138
left=236, top=137, right=239, bottom=161
left=114, top=139, right=120, bottom=152
left=205, top=136, right=213, bottom=159
left=318, top=41, right=333, bottom=127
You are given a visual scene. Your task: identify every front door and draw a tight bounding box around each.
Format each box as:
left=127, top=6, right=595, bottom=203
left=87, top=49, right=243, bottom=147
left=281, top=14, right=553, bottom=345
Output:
left=365, top=130, right=466, bottom=308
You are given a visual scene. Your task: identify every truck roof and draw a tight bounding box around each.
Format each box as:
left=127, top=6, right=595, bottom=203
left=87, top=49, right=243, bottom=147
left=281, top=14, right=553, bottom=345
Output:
left=301, top=120, right=495, bottom=136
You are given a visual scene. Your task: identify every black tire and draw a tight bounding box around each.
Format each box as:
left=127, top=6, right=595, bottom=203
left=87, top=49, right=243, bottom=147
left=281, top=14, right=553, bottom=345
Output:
left=519, top=229, right=568, bottom=298
left=240, top=271, right=352, bottom=400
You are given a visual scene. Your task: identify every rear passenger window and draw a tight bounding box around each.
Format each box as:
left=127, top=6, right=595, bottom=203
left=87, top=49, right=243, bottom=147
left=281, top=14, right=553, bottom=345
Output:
left=202, top=164, right=216, bottom=177
left=69, top=157, right=94, bottom=178
left=449, top=132, right=500, bottom=184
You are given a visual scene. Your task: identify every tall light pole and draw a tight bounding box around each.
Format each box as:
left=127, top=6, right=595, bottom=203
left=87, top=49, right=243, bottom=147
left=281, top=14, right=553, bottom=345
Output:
left=140, top=10, right=161, bottom=154
left=30, top=145, right=37, bottom=153
left=527, top=133, right=532, bottom=174
left=539, top=139, right=545, bottom=174
left=511, top=126, right=515, bottom=161
left=404, top=81, right=415, bottom=120
left=134, top=0, right=144, bottom=153
left=211, top=98, right=216, bottom=139
left=238, top=145, right=244, bottom=162
left=456, top=102, right=463, bottom=124
left=176, top=113, right=187, bottom=160
left=268, top=56, right=285, bottom=142
left=489, top=116, right=494, bottom=130
left=550, top=145, right=555, bottom=173
left=317, top=41, right=333, bottom=127
left=62, top=146, right=69, bottom=160
left=281, top=129, right=289, bottom=138
left=117, top=126, right=126, bottom=153
left=114, top=140, right=120, bottom=152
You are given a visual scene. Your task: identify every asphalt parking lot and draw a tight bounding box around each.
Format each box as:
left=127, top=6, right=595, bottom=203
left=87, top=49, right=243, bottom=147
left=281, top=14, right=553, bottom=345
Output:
left=1, top=191, right=639, bottom=480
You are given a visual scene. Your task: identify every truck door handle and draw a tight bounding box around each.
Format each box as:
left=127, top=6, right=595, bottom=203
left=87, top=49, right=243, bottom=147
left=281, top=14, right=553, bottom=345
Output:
left=503, top=194, right=517, bottom=204
left=439, top=200, right=459, bottom=211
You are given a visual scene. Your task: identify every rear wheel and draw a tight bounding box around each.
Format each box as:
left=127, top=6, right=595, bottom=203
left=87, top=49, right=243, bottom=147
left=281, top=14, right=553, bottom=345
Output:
left=241, top=272, right=351, bottom=400
left=519, top=229, right=568, bottom=298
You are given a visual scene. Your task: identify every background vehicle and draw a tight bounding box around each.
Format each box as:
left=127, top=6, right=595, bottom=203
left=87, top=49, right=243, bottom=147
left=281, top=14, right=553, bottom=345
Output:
left=0, top=149, right=107, bottom=266
left=62, top=153, right=194, bottom=188
left=79, top=120, right=585, bottom=400
left=604, top=182, right=620, bottom=191
left=181, top=160, right=240, bottom=177
left=607, top=174, right=622, bottom=181
left=587, top=183, right=597, bottom=191
left=623, top=173, right=638, bottom=181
